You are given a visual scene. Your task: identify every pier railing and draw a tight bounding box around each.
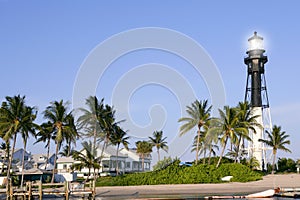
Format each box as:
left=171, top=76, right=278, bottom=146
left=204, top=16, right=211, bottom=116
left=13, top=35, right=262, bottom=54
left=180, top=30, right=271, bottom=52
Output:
left=5, top=180, right=94, bottom=200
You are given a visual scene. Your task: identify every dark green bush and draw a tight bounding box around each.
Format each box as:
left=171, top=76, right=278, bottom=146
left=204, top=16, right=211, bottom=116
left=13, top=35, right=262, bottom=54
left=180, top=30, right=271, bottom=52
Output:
left=95, top=160, right=262, bottom=186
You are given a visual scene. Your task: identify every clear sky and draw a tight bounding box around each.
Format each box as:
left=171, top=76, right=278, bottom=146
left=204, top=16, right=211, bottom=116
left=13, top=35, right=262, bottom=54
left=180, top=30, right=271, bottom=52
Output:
left=1, top=1, right=299, bottom=163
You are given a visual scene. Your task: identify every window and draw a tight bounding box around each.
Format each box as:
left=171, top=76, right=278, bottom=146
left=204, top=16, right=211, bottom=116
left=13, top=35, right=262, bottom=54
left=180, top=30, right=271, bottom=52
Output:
left=126, top=162, right=131, bottom=168
left=133, top=161, right=140, bottom=169
left=63, top=164, right=67, bottom=169
left=102, top=160, right=109, bottom=168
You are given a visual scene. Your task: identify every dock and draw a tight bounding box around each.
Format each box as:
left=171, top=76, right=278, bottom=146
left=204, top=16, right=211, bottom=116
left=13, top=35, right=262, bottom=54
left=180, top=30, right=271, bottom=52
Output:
left=1, top=181, right=94, bottom=200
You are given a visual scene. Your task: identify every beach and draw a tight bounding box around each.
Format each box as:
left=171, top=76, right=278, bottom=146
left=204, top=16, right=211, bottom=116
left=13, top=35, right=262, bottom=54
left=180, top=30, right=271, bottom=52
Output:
left=95, top=174, right=300, bottom=199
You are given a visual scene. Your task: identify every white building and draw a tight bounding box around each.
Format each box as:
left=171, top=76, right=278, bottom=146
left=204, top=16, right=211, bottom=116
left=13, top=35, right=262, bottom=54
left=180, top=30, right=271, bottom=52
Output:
left=56, top=156, right=75, bottom=173
left=120, top=148, right=151, bottom=172
left=70, top=145, right=151, bottom=176
left=99, top=145, right=128, bottom=174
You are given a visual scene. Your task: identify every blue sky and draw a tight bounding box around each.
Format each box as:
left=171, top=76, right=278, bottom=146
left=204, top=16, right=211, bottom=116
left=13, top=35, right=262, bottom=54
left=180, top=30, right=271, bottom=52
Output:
left=1, top=1, right=299, bottom=162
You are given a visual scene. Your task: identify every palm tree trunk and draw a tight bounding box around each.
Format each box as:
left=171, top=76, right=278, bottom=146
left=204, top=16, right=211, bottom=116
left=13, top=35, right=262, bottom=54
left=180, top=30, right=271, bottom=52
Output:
left=116, top=144, right=119, bottom=175
left=6, top=134, right=17, bottom=200
left=272, top=150, right=277, bottom=174
left=100, top=138, right=107, bottom=162
left=157, top=148, right=160, bottom=161
left=92, top=128, right=97, bottom=183
left=99, top=137, right=108, bottom=173
left=51, top=142, right=59, bottom=183
left=67, top=140, right=71, bottom=157
left=20, top=140, right=27, bottom=187
left=234, top=135, right=242, bottom=163
left=45, top=139, right=51, bottom=170
left=93, top=128, right=97, bottom=155
left=92, top=128, right=98, bottom=181
left=216, top=137, right=228, bottom=168
left=203, top=148, right=206, bottom=164
left=142, top=154, right=145, bottom=171
left=7, top=135, right=17, bottom=180
left=195, top=130, right=201, bottom=164
left=208, top=146, right=212, bottom=165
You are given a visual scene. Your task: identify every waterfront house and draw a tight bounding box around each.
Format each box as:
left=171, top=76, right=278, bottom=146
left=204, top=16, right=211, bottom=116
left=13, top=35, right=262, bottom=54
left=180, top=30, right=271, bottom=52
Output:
left=120, top=148, right=151, bottom=172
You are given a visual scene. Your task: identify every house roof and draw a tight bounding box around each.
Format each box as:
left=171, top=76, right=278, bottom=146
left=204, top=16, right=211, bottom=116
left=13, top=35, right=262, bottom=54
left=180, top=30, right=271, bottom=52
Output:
left=11, top=148, right=31, bottom=155
left=96, top=144, right=127, bottom=158
left=38, top=163, right=54, bottom=170
left=57, top=156, right=74, bottom=163
left=16, top=168, right=43, bottom=175
left=120, top=148, right=152, bottom=161
left=31, top=153, right=55, bottom=164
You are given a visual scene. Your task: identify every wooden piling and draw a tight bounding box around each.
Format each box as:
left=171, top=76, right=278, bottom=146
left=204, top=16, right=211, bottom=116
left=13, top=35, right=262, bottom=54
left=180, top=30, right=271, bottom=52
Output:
left=27, top=182, right=32, bottom=200
left=38, top=181, right=42, bottom=200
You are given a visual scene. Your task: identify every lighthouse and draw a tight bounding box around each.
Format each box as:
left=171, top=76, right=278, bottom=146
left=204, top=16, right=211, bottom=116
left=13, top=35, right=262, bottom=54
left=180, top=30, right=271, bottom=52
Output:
left=244, top=32, right=271, bottom=170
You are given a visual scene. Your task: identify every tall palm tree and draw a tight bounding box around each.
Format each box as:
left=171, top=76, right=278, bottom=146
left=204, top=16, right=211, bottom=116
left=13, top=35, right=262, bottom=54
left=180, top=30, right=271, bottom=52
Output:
left=204, top=122, right=220, bottom=165
left=20, top=106, right=38, bottom=187
left=209, top=106, right=248, bottom=168
left=0, top=95, right=34, bottom=190
left=43, top=100, right=77, bottom=183
left=148, top=131, right=168, bottom=161
left=136, top=141, right=152, bottom=171
left=110, top=125, right=129, bottom=175
left=72, top=141, right=101, bottom=180
left=235, top=102, right=261, bottom=163
left=178, top=100, right=212, bottom=164
left=191, top=134, right=206, bottom=160
left=34, top=121, right=54, bottom=170
left=259, top=125, right=291, bottom=174
left=98, top=104, right=120, bottom=161
left=65, top=115, right=79, bottom=157
left=77, top=96, right=104, bottom=153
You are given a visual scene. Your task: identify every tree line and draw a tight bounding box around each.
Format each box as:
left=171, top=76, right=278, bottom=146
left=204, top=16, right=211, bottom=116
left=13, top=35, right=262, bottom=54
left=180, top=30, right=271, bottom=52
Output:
left=0, top=95, right=293, bottom=188
left=178, top=100, right=292, bottom=173
left=0, top=95, right=168, bottom=187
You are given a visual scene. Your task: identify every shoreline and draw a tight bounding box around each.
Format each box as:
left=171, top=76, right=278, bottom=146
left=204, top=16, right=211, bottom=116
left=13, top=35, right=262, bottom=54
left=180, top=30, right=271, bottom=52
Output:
left=95, top=174, right=300, bottom=199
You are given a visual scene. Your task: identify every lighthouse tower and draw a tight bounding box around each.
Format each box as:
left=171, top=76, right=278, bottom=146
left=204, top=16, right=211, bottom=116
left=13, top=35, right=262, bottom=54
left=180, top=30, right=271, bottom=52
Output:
left=244, top=32, right=271, bottom=170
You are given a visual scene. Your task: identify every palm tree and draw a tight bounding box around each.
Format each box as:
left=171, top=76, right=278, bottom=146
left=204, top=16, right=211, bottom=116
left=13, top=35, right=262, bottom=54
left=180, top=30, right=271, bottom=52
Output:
left=72, top=141, right=101, bottom=181
left=110, top=125, right=129, bottom=175
left=259, top=125, right=291, bottom=174
left=65, top=115, right=79, bottom=157
left=246, top=156, right=260, bottom=170
left=43, top=100, right=77, bottom=183
left=209, top=106, right=248, bottom=168
left=191, top=135, right=206, bottom=161
left=0, top=95, right=35, bottom=190
left=207, top=143, right=219, bottom=165
left=178, top=100, right=212, bottom=164
left=136, top=141, right=152, bottom=171
left=59, top=145, right=75, bottom=157
left=20, top=106, right=38, bottom=187
left=235, top=102, right=261, bottom=163
left=98, top=104, right=120, bottom=161
left=77, top=96, right=104, bottom=152
left=34, top=122, right=54, bottom=170
left=226, top=146, right=247, bottom=161
left=148, top=131, right=168, bottom=161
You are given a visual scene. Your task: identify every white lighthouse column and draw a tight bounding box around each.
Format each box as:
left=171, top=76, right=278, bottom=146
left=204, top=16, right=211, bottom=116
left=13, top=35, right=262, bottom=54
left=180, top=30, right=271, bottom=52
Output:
left=251, top=106, right=263, bottom=170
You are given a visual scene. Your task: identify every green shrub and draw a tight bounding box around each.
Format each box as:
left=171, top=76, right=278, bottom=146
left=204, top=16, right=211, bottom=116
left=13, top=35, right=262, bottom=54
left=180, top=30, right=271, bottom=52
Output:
left=96, top=160, right=262, bottom=186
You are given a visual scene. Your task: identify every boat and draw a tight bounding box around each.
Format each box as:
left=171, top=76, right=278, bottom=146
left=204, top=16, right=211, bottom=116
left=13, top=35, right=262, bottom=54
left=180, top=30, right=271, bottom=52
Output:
left=246, top=188, right=278, bottom=198
left=275, top=187, right=300, bottom=198
left=205, top=188, right=279, bottom=199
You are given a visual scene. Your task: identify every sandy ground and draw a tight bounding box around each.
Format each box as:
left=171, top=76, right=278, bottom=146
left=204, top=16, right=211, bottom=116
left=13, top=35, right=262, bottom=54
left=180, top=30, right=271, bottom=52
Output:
left=95, top=174, right=300, bottom=199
